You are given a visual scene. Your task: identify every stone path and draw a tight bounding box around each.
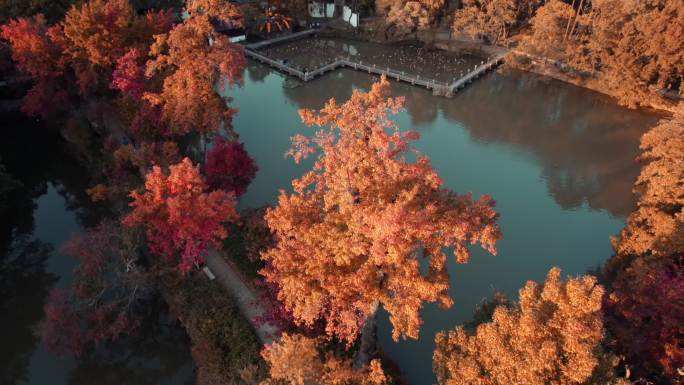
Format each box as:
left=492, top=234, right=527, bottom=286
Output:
left=204, top=249, right=280, bottom=344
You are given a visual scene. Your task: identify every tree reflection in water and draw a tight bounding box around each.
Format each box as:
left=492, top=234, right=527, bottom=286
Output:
left=279, top=67, right=661, bottom=218
left=437, top=70, right=661, bottom=218
left=0, top=237, right=57, bottom=385
left=66, top=304, right=194, bottom=385
left=0, top=111, right=194, bottom=385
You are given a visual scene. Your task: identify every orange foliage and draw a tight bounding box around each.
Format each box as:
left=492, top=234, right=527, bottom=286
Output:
left=452, top=0, right=518, bottom=43
left=612, top=116, right=684, bottom=258
left=260, top=333, right=388, bottom=385
left=261, top=77, right=501, bottom=345
left=1, top=0, right=174, bottom=115
left=86, top=183, right=109, bottom=202
left=113, top=140, right=180, bottom=173
left=385, top=0, right=444, bottom=36
left=433, top=268, right=616, bottom=385
left=60, top=0, right=137, bottom=67
left=144, top=0, right=246, bottom=136
left=605, top=115, right=684, bottom=381
left=57, top=0, right=173, bottom=92
left=521, top=0, right=684, bottom=108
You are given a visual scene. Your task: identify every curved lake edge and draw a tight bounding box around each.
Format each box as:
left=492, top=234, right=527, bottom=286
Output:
left=259, top=26, right=679, bottom=114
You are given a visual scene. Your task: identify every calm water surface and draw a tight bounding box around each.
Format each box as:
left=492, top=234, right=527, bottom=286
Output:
left=0, top=114, right=194, bottom=385
left=231, top=62, right=660, bottom=384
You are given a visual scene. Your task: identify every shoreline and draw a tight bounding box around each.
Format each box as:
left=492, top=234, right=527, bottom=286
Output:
left=297, top=25, right=679, bottom=115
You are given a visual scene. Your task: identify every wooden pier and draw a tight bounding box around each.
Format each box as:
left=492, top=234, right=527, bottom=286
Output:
left=246, top=29, right=318, bottom=50
left=244, top=31, right=506, bottom=97
left=447, top=53, right=506, bottom=93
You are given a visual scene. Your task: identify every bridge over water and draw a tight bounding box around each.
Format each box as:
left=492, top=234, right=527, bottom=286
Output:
left=243, top=30, right=506, bottom=97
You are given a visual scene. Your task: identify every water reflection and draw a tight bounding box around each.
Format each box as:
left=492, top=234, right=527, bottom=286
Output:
left=247, top=62, right=271, bottom=83
left=277, top=68, right=659, bottom=218
left=0, top=112, right=194, bottom=385
left=439, top=70, right=660, bottom=218
left=0, top=237, right=57, bottom=385
left=66, top=310, right=194, bottom=385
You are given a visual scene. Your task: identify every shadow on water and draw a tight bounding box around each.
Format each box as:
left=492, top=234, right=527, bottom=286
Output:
left=0, top=111, right=194, bottom=385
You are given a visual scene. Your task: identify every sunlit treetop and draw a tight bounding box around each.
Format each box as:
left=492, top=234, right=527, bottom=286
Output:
left=260, top=333, right=388, bottom=385
left=433, top=268, right=619, bottom=385
left=262, top=77, right=501, bottom=345
left=143, top=0, right=246, bottom=136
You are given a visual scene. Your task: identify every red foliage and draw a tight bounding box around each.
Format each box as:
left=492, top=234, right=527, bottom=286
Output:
left=0, top=14, right=67, bottom=117
left=205, top=138, right=258, bottom=196
left=252, top=278, right=294, bottom=337
left=37, top=222, right=143, bottom=357
left=129, top=102, right=170, bottom=138
left=606, top=255, right=684, bottom=379
left=123, top=158, right=238, bottom=272
left=39, top=290, right=138, bottom=357
left=111, top=48, right=146, bottom=99
left=21, top=78, right=69, bottom=117
left=0, top=14, right=64, bottom=78
left=137, top=9, right=175, bottom=39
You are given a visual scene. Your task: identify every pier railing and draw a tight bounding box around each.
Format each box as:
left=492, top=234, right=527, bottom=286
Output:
left=244, top=31, right=507, bottom=96
left=246, top=29, right=318, bottom=50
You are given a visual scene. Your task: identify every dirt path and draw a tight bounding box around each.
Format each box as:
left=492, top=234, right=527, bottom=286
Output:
left=205, top=249, right=280, bottom=345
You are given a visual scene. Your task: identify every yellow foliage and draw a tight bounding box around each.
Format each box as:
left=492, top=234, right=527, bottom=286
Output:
left=434, top=268, right=610, bottom=385
left=260, top=333, right=388, bottom=385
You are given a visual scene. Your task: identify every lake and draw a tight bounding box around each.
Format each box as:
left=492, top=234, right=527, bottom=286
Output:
left=231, top=61, right=659, bottom=384
left=0, top=44, right=660, bottom=385
left=0, top=114, right=195, bottom=385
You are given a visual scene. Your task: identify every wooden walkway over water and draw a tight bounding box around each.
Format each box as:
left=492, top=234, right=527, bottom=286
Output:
left=246, top=29, right=318, bottom=50
left=244, top=30, right=506, bottom=97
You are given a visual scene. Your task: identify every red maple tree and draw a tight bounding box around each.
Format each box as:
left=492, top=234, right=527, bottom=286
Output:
left=123, top=157, right=238, bottom=272
left=205, top=137, right=258, bottom=197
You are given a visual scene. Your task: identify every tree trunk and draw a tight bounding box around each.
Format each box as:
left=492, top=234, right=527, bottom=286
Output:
left=563, top=0, right=578, bottom=41
left=568, top=0, right=585, bottom=41
left=354, top=303, right=379, bottom=368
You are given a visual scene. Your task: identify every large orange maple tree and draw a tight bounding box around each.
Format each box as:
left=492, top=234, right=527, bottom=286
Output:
left=261, top=77, right=501, bottom=345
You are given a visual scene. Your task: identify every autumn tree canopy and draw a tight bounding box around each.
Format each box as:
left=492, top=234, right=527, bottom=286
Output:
left=205, top=137, right=258, bottom=197
left=605, top=256, right=684, bottom=380
left=123, top=157, right=238, bottom=272
left=143, top=0, right=246, bottom=136
left=520, top=0, right=684, bottom=108
left=612, top=116, right=684, bottom=258
left=452, top=0, right=517, bottom=43
left=433, top=268, right=620, bottom=385
left=260, top=333, right=388, bottom=385
left=0, top=0, right=174, bottom=117
left=604, top=115, right=684, bottom=381
left=383, top=0, right=445, bottom=37
left=261, top=77, right=501, bottom=345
